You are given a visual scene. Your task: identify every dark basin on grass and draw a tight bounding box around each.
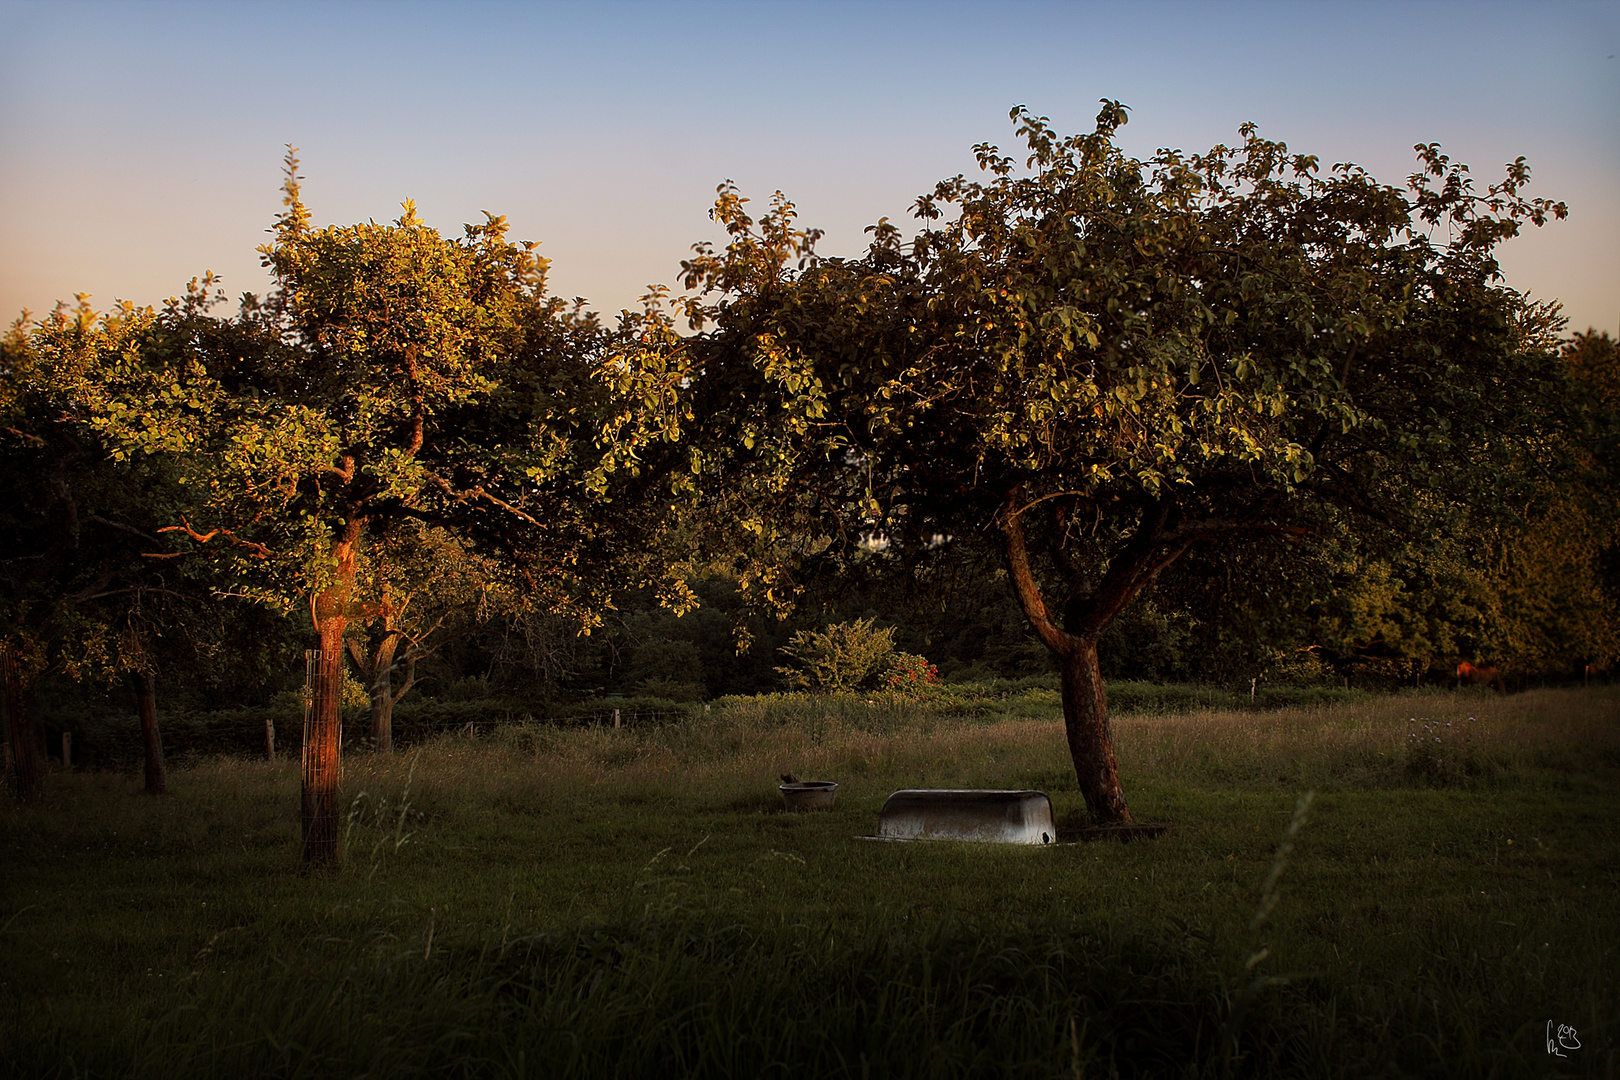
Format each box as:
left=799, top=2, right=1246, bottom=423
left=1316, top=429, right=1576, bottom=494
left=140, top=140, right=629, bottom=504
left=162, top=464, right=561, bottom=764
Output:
left=779, top=780, right=838, bottom=811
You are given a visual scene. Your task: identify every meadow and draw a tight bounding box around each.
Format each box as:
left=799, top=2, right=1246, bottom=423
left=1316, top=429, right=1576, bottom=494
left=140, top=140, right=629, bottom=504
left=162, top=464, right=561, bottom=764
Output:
left=3, top=684, right=1616, bottom=1078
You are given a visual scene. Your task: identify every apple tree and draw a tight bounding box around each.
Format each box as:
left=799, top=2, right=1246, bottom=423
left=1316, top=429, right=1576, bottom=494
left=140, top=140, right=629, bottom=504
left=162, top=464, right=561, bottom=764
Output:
left=66, top=152, right=686, bottom=859
left=680, top=103, right=1568, bottom=825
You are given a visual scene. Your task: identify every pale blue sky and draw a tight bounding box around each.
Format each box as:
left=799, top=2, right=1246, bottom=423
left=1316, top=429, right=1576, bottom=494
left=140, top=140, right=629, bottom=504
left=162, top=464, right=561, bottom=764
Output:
left=4, top=0, right=1616, bottom=334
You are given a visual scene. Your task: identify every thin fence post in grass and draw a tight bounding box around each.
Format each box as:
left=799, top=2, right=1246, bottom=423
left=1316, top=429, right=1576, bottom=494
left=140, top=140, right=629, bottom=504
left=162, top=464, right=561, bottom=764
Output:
left=265, top=713, right=276, bottom=762
left=300, top=650, right=315, bottom=776
left=613, top=708, right=621, bottom=729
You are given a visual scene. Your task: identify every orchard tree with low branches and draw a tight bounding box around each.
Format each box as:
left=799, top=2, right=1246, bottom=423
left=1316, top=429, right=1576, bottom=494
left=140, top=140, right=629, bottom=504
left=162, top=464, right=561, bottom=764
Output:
left=676, top=102, right=1568, bottom=826
left=54, top=151, right=689, bottom=861
left=2, top=297, right=234, bottom=798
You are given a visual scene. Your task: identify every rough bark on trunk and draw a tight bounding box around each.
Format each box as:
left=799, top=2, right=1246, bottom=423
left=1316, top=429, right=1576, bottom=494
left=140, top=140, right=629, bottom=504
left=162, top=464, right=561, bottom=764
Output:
left=302, top=621, right=346, bottom=862
left=302, top=520, right=360, bottom=864
left=4, top=647, right=46, bottom=804
left=1058, top=637, right=1130, bottom=823
left=1000, top=498, right=1138, bottom=825
left=370, top=677, right=395, bottom=754
left=346, top=589, right=427, bottom=756
left=999, top=491, right=1293, bottom=825
left=131, top=669, right=167, bottom=795
left=367, top=632, right=399, bottom=754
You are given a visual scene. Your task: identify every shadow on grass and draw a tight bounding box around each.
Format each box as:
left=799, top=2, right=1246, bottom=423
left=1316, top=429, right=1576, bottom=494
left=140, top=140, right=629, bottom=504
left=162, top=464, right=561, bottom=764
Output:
left=10, top=905, right=1607, bottom=1080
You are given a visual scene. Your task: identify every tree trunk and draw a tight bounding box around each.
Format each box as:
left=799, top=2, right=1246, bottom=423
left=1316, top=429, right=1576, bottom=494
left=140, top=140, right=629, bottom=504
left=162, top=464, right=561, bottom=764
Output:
left=1000, top=498, right=1141, bottom=826
left=346, top=584, right=419, bottom=755
left=302, top=520, right=361, bottom=864
left=131, top=669, right=166, bottom=795
left=998, top=491, right=1297, bottom=827
left=1058, top=637, right=1130, bottom=824
left=369, top=631, right=400, bottom=754
left=302, top=621, right=346, bottom=863
left=3, top=647, right=45, bottom=804
left=370, top=678, right=395, bottom=754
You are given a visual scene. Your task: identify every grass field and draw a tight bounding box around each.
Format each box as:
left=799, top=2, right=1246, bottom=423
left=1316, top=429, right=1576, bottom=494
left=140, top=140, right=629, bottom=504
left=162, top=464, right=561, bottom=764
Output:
left=3, top=685, right=1617, bottom=1078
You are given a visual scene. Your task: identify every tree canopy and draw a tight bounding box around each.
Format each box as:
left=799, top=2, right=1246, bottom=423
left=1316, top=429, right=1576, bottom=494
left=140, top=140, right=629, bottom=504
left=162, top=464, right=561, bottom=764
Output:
left=19, top=151, right=687, bottom=856
left=5, top=109, right=1607, bottom=842
left=670, top=102, right=1571, bottom=823
left=1, top=296, right=228, bottom=798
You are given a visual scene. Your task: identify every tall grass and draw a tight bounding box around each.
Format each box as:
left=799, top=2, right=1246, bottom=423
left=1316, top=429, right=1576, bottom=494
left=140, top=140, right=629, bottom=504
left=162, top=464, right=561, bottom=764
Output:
left=462, top=683, right=1620, bottom=800
left=3, top=685, right=1616, bottom=1078
left=1113, top=685, right=1620, bottom=792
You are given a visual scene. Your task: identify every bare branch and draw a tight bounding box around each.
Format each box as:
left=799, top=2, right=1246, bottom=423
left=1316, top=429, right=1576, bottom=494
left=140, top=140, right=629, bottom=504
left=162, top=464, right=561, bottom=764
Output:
left=67, top=564, right=115, bottom=604
left=76, top=587, right=192, bottom=603
left=389, top=649, right=419, bottom=707
left=1157, top=518, right=1307, bottom=549
left=998, top=489, right=1073, bottom=657
left=423, top=471, right=543, bottom=527
left=155, top=516, right=272, bottom=559
left=4, top=426, right=46, bottom=447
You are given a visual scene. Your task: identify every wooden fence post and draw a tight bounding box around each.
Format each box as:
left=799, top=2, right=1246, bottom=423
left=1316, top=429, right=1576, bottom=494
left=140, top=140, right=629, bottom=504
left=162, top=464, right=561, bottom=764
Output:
left=612, top=708, right=621, bottom=729
left=300, top=650, right=316, bottom=776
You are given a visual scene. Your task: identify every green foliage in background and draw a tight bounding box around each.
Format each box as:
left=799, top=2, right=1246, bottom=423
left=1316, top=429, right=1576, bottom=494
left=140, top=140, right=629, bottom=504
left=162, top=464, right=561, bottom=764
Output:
left=775, top=617, right=896, bottom=692
left=664, top=99, right=1580, bottom=818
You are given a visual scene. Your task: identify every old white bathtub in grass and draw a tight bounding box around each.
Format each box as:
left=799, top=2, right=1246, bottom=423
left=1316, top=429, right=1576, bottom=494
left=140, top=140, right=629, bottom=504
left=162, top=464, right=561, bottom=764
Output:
left=869, top=789, right=1058, bottom=845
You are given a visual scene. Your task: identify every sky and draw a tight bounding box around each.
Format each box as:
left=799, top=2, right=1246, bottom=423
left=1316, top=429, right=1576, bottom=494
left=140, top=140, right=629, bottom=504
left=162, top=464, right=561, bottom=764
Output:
left=3, top=0, right=1617, bottom=336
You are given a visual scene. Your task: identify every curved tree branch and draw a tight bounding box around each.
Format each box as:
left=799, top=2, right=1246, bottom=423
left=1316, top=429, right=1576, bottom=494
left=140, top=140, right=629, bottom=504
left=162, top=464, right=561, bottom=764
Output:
left=154, top=516, right=272, bottom=559
left=998, top=488, right=1073, bottom=657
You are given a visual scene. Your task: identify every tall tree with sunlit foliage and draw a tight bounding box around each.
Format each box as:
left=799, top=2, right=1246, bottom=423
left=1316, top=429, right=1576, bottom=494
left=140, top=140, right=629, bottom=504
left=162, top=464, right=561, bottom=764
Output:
left=50, top=151, right=687, bottom=860
left=674, top=103, right=1569, bottom=825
